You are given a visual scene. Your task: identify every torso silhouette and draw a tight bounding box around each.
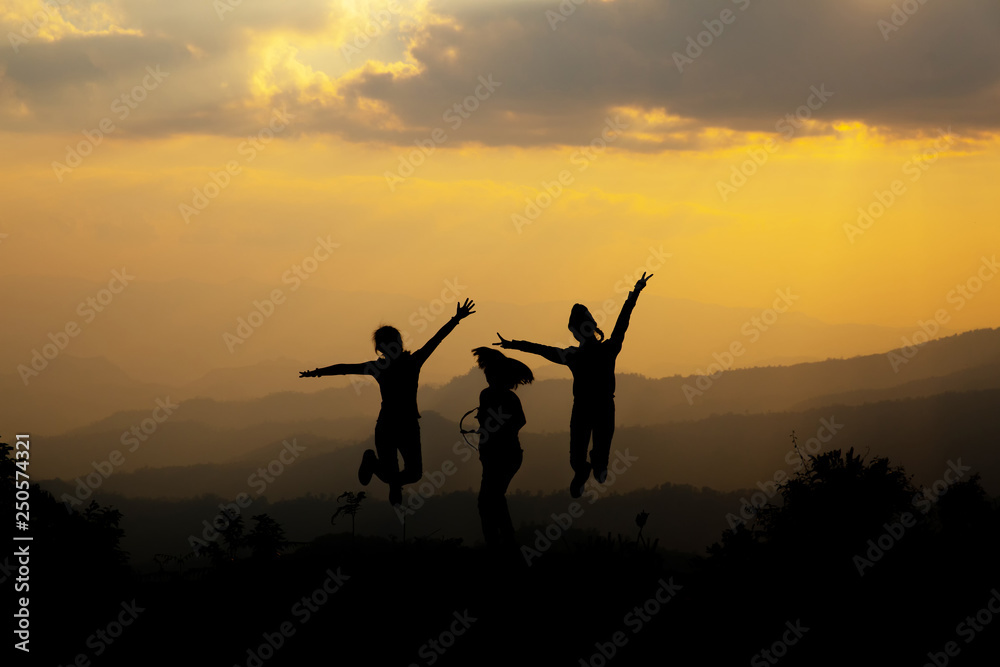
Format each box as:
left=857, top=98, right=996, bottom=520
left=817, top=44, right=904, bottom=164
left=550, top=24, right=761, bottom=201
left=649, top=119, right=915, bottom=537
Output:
left=561, top=338, right=622, bottom=404
left=371, top=352, right=421, bottom=420
left=476, top=387, right=526, bottom=454
left=508, top=289, right=639, bottom=404
left=367, top=316, right=461, bottom=421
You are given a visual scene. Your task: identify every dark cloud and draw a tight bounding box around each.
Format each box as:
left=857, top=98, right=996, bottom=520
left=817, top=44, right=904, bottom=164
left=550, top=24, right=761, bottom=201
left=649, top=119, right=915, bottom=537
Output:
left=2, top=0, right=997, bottom=146
left=335, top=0, right=1000, bottom=144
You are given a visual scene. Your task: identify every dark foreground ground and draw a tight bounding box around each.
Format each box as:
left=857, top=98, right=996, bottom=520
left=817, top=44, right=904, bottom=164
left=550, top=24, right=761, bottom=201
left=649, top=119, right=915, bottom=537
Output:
left=17, top=525, right=1000, bottom=667
left=8, top=445, right=1000, bottom=666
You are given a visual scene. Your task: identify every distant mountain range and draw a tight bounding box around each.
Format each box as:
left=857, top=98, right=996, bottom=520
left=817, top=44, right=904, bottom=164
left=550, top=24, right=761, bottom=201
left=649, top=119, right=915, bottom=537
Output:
left=2, top=273, right=947, bottom=433
left=20, top=328, right=1000, bottom=485
left=41, top=383, right=1000, bottom=564
left=41, top=386, right=1000, bottom=498
left=29, top=327, right=1000, bottom=568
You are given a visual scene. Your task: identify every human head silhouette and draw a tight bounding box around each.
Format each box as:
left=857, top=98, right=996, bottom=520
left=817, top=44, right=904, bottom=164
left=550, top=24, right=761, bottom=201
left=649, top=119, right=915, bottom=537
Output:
left=568, top=304, right=604, bottom=343
left=472, top=347, right=533, bottom=390
left=372, top=325, right=404, bottom=359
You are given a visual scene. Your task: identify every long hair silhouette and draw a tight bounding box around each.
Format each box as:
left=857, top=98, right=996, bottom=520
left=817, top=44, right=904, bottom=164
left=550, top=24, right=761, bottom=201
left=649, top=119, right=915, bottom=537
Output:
left=495, top=272, right=652, bottom=498
left=470, top=346, right=531, bottom=549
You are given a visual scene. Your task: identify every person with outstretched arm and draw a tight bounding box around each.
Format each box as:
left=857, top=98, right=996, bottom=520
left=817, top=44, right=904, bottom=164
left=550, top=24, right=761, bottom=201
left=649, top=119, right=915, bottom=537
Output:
left=300, top=299, right=476, bottom=506
left=495, top=273, right=651, bottom=498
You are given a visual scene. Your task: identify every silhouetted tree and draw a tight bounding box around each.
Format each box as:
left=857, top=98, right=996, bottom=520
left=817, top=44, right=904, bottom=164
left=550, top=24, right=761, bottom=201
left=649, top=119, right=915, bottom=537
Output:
left=246, top=513, right=289, bottom=560
left=331, top=491, right=367, bottom=536
left=0, top=438, right=16, bottom=496
left=757, top=446, right=915, bottom=553
left=219, top=508, right=246, bottom=560
left=635, top=509, right=649, bottom=546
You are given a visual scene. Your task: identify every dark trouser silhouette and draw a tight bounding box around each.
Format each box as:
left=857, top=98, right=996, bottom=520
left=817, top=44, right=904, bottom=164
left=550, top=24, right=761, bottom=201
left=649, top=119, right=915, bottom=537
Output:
left=570, top=398, right=615, bottom=474
left=373, top=418, right=422, bottom=486
left=478, top=448, right=523, bottom=547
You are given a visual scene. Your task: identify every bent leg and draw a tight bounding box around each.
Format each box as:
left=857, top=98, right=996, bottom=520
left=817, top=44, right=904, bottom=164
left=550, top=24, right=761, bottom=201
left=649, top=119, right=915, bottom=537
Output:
left=569, top=402, right=594, bottom=475
left=396, top=421, right=424, bottom=485
left=372, top=420, right=400, bottom=486
left=590, top=400, right=616, bottom=473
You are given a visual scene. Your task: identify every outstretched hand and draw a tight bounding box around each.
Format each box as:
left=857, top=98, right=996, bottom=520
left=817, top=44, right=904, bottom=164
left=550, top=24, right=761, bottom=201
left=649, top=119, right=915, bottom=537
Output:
left=455, top=298, right=476, bottom=320
left=635, top=272, right=653, bottom=292
left=493, top=333, right=511, bottom=348
left=299, top=369, right=318, bottom=378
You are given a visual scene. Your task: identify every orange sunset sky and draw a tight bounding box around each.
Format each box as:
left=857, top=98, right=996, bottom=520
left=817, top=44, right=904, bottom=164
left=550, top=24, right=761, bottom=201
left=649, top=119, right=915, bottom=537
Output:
left=1, top=0, right=998, bottom=387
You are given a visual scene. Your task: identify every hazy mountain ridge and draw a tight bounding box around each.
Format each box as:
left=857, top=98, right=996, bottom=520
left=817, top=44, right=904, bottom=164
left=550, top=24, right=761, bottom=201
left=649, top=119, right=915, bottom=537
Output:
left=2, top=272, right=935, bottom=407
left=50, top=482, right=746, bottom=566
left=42, top=388, right=1000, bottom=505
left=22, top=328, right=1000, bottom=479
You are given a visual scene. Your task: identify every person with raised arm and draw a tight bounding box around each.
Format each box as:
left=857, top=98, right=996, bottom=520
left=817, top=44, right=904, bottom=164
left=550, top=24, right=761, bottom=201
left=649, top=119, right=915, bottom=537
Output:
left=300, top=299, right=476, bottom=506
left=495, top=273, right=651, bottom=498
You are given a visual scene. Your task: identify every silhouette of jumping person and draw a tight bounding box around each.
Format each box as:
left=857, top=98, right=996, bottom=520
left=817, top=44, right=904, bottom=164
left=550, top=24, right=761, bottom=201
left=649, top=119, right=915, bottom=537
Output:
left=300, top=299, right=476, bottom=505
left=495, top=273, right=652, bottom=498
left=470, top=347, right=533, bottom=550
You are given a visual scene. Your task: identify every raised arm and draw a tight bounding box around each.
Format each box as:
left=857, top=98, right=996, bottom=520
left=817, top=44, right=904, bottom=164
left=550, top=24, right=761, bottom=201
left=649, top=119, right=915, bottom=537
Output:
left=608, top=272, right=652, bottom=353
left=494, top=333, right=570, bottom=366
left=299, top=362, right=372, bottom=378
left=412, top=299, right=476, bottom=367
